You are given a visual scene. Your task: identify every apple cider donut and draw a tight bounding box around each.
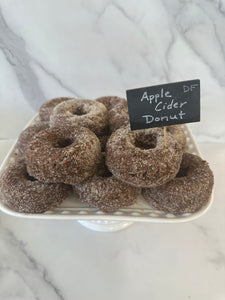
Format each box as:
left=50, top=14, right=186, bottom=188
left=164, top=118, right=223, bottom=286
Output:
left=95, top=96, right=129, bottom=132
left=0, top=159, right=71, bottom=213
left=25, top=126, right=101, bottom=184
left=50, top=99, right=107, bottom=136
left=17, top=121, right=49, bottom=156
left=164, top=125, right=186, bottom=151
left=142, top=153, right=214, bottom=214
left=39, top=97, right=73, bottom=121
left=106, top=126, right=183, bottom=187
left=75, top=154, right=140, bottom=212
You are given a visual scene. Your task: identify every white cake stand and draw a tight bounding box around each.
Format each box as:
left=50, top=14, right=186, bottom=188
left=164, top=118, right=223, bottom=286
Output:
left=0, top=115, right=213, bottom=232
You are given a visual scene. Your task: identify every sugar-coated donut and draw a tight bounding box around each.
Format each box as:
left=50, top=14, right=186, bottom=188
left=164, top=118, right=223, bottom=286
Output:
left=39, top=97, right=73, bottom=121
left=142, top=153, right=214, bottom=214
left=106, top=126, right=183, bottom=187
left=75, top=154, right=140, bottom=212
left=17, top=121, right=49, bottom=156
left=0, top=159, right=71, bottom=213
left=165, top=125, right=186, bottom=151
left=25, top=126, right=101, bottom=184
left=95, top=96, right=129, bottom=132
left=50, top=99, right=107, bottom=136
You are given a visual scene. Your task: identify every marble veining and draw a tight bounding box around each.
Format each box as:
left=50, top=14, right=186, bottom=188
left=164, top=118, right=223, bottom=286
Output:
left=0, top=1, right=225, bottom=299
left=0, top=222, right=65, bottom=300
left=208, top=250, right=225, bottom=270
left=0, top=141, right=224, bottom=299
left=0, top=0, right=225, bottom=141
left=0, top=10, right=46, bottom=110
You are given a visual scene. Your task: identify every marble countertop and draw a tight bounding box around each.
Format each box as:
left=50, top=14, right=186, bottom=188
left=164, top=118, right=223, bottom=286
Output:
left=0, top=140, right=224, bottom=300
left=0, top=0, right=225, bottom=299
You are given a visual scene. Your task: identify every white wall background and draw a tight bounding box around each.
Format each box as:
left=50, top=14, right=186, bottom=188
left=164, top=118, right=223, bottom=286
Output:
left=0, top=0, right=224, bottom=141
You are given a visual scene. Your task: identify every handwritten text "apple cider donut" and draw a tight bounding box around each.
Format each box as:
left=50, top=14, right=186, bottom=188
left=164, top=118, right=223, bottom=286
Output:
left=126, top=80, right=200, bottom=130
left=141, top=88, right=188, bottom=124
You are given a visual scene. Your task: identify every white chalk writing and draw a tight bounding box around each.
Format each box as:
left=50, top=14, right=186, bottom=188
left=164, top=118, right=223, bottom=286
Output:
left=183, top=84, right=198, bottom=93
left=142, top=111, right=186, bottom=124
left=140, top=88, right=172, bottom=104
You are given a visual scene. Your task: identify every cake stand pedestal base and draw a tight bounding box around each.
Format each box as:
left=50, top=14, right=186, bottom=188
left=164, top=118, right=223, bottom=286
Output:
left=78, top=220, right=133, bottom=232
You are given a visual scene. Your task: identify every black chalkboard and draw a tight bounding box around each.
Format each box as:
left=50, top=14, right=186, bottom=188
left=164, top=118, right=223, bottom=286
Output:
left=126, top=79, right=200, bottom=130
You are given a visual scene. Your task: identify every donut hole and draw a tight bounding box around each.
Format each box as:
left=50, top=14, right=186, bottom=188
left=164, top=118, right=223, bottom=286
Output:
left=72, top=106, right=87, bottom=116
left=53, top=138, right=74, bottom=148
left=134, top=133, right=156, bottom=150
left=176, top=167, right=189, bottom=178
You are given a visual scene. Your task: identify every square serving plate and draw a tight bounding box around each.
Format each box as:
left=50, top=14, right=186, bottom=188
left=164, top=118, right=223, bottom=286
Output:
left=0, top=115, right=213, bottom=231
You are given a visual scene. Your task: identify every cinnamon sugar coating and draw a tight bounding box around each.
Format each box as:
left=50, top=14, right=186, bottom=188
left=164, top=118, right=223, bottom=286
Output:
left=39, top=97, right=72, bottom=121
left=142, top=153, right=214, bottom=214
left=106, top=126, right=183, bottom=187
left=25, top=126, right=101, bottom=184
left=50, top=99, right=107, bottom=136
left=95, top=96, right=129, bottom=132
left=165, top=125, right=186, bottom=151
left=75, top=154, right=140, bottom=212
left=0, top=159, right=71, bottom=213
left=17, top=121, right=49, bottom=156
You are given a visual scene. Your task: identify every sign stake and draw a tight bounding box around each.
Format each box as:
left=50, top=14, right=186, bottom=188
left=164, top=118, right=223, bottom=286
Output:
left=164, top=126, right=167, bottom=148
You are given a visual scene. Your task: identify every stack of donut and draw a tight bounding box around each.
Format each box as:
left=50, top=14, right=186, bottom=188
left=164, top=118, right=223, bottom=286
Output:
left=0, top=96, right=214, bottom=214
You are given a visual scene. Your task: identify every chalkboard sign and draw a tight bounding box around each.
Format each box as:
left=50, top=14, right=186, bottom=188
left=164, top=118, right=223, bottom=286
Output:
left=126, top=79, right=200, bottom=130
